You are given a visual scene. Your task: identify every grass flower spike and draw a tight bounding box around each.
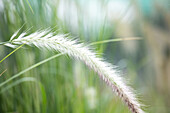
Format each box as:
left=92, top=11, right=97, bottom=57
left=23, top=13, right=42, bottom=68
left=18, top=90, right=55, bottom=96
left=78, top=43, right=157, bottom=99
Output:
left=5, top=30, right=144, bottom=113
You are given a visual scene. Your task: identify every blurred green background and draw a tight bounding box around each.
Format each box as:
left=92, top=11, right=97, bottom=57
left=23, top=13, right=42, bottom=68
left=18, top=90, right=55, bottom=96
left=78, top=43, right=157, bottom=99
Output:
left=0, top=0, right=170, bottom=113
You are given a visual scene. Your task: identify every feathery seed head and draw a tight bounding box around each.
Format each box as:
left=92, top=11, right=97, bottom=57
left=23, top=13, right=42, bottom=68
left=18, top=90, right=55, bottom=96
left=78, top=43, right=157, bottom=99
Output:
left=6, top=29, right=144, bottom=113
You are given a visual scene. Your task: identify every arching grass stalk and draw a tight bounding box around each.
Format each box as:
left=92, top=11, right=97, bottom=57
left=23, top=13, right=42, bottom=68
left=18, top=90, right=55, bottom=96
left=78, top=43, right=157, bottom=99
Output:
left=0, top=53, right=64, bottom=87
left=88, top=37, right=142, bottom=46
left=0, top=77, right=37, bottom=93
left=2, top=30, right=144, bottom=113
left=0, top=37, right=141, bottom=86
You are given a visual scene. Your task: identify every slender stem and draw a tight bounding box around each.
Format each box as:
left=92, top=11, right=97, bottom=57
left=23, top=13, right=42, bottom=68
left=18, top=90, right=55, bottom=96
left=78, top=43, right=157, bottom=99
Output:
left=0, top=53, right=64, bottom=87
left=26, top=0, right=34, bottom=14
left=0, top=69, right=7, bottom=76
left=0, top=44, right=25, bottom=63
left=88, top=37, right=142, bottom=46
left=0, top=77, right=36, bottom=93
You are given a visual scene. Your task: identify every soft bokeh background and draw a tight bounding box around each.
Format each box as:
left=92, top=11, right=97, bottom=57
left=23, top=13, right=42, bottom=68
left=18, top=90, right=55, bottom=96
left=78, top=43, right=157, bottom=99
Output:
left=0, top=0, right=170, bottom=113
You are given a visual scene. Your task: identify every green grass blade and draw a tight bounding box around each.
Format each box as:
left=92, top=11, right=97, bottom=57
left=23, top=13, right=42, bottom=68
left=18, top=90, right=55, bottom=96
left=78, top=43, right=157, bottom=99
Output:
left=88, top=37, right=142, bottom=46
left=26, top=0, right=34, bottom=14
left=0, top=76, right=47, bottom=113
left=38, top=82, right=47, bottom=113
left=0, top=77, right=36, bottom=93
left=0, top=44, right=25, bottom=64
left=0, top=53, right=64, bottom=87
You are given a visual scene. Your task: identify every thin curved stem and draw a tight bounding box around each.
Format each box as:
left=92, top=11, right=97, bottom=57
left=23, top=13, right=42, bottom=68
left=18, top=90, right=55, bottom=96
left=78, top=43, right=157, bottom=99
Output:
left=88, top=37, right=142, bottom=46
left=0, top=44, right=25, bottom=63
left=0, top=53, right=64, bottom=87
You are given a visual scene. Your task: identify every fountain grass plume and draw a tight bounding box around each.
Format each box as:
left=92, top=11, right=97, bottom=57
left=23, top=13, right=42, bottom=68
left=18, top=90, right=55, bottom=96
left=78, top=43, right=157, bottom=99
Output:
left=4, top=29, right=144, bottom=113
